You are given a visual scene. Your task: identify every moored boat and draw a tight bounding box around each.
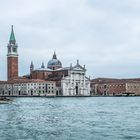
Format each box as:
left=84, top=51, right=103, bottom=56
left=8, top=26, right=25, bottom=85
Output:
left=0, top=100, right=10, bottom=104
left=0, top=97, right=12, bottom=104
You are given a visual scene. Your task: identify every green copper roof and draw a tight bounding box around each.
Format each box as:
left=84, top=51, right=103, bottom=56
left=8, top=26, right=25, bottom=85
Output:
left=9, top=25, right=16, bottom=43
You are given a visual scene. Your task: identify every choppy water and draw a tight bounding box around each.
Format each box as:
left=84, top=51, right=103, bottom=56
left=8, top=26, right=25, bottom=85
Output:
left=0, top=97, right=140, bottom=140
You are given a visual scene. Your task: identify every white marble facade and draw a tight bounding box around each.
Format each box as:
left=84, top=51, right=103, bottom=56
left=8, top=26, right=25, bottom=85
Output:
left=61, top=61, right=90, bottom=96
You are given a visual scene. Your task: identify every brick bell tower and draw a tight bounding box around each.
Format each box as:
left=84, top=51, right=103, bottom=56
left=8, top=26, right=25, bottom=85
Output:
left=7, top=25, right=18, bottom=80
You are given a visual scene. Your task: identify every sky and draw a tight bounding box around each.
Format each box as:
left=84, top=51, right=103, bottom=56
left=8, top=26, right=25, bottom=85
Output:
left=0, top=0, right=140, bottom=80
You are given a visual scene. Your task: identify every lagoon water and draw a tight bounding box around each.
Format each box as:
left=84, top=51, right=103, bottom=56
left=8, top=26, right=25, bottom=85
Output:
left=0, top=97, right=140, bottom=140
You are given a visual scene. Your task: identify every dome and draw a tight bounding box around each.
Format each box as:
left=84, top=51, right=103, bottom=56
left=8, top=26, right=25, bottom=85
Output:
left=47, top=52, right=62, bottom=70
left=48, top=59, right=62, bottom=68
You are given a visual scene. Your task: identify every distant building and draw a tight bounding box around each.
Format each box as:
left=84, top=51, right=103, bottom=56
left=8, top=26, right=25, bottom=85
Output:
left=91, top=78, right=140, bottom=96
left=125, top=81, right=140, bottom=96
left=0, top=79, right=56, bottom=96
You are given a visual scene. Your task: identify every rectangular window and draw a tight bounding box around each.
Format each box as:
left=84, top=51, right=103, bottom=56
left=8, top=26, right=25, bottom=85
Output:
left=45, top=84, right=48, bottom=92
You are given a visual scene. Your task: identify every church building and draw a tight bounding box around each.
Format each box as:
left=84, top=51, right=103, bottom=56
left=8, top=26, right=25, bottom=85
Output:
left=29, top=54, right=90, bottom=96
left=1, top=26, right=91, bottom=96
left=61, top=61, right=90, bottom=96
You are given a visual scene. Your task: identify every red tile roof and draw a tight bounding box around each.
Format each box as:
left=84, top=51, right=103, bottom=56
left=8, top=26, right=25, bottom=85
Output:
left=0, top=79, right=55, bottom=84
left=91, top=78, right=140, bottom=84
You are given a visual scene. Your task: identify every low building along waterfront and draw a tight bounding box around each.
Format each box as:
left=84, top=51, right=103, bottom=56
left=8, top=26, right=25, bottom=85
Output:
left=91, top=78, right=140, bottom=96
left=0, top=79, right=56, bottom=96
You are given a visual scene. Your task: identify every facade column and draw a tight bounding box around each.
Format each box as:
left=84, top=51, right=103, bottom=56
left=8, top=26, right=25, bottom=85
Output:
left=80, top=73, right=82, bottom=95
left=70, top=72, right=73, bottom=96
left=73, top=72, right=75, bottom=96
left=83, top=73, right=85, bottom=95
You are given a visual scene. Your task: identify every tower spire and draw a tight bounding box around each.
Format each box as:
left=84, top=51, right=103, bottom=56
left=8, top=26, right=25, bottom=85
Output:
left=9, top=25, right=16, bottom=44
left=77, top=59, right=79, bottom=65
left=30, top=61, right=34, bottom=73
left=53, top=51, right=57, bottom=59
left=41, top=62, right=45, bottom=68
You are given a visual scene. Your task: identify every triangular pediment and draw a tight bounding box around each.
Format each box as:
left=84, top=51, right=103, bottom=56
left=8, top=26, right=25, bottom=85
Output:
left=72, top=64, right=85, bottom=71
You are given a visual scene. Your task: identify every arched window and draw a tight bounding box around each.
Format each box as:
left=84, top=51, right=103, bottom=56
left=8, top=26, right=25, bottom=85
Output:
left=8, top=47, right=11, bottom=53
left=13, top=47, right=17, bottom=52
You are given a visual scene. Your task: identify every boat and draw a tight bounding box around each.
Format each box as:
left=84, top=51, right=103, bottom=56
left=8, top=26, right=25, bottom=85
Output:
left=0, top=97, right=12, bottom=104
left=0, top=100, right=10, bottom=104
left=122, top=92, right=135, bottom=96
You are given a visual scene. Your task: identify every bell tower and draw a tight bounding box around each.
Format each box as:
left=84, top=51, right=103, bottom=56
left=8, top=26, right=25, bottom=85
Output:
left=7, top=25, right=18, bottom=80
left=30, top=61, right=34, bottom=73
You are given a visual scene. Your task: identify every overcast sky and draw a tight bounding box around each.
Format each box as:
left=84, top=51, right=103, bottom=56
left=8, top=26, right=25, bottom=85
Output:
left=0, top=0, right=140, bottom=80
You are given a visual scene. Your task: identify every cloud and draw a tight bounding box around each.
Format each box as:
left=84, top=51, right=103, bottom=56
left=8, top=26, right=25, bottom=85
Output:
left=0, top=0, right=140, bottom=80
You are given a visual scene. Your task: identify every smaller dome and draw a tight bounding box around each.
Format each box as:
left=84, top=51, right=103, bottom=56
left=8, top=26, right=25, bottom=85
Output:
left=47, top=52, right=62, bottom=70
